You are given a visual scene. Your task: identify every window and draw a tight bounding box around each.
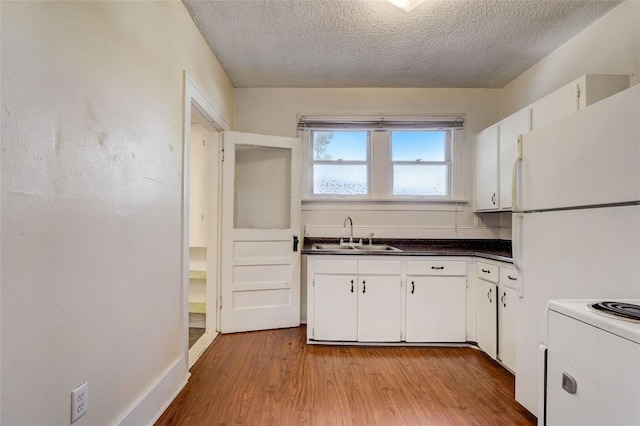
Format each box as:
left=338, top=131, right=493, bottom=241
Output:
left=391, top=131, right=449, bottom=196
left=311, top=130, right=370, bottom=195
left=300, top=115, right=463, bottom=200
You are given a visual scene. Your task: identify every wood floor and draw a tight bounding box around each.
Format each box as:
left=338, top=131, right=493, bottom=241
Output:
left=156, top=326, right=536, bottom=425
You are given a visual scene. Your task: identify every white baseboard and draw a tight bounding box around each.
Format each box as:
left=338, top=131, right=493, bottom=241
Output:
left=188, top=331, right=218, bottom=369
left=116, top=357, right=189, bottom=426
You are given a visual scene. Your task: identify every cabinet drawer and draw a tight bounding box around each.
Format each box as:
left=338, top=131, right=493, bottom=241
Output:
left=499, top=265, right=519, bottom=289
left=476, top=261, right=499, bottom=283
left=406, top=260, right=467, bottom=276
left=358, top=259, right=402, bottom=275
left=313, top=259, right=357, bottom=274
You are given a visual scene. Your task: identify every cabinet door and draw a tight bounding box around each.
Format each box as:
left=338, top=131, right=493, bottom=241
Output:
left=498, top=108, right=531, bottom=210
left=474, top=125, right=499, bottom=211
left=313, top=274, right=358, bottom=341
left=357, top=275, right=402, bottom=342
left=531, top=79, right=579, bottom=131
left=498, top=285, right=517, bottom=371
left=406, top=276, right=466, bottom=342
left=476, top=279, right=497, bottom=359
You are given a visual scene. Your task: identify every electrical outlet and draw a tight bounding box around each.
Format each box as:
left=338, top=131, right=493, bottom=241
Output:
left=71, top=382, right=88, bottom=424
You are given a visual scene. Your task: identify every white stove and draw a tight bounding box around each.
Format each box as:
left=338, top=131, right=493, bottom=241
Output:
left=539, top=299, right=640, bottom=426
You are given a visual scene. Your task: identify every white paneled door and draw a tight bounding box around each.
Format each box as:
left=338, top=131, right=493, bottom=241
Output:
left=221, top=131, right=301, bottom=333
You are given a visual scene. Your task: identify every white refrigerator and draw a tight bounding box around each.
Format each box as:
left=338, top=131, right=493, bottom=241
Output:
left=511, top=84, right=640, bottom=416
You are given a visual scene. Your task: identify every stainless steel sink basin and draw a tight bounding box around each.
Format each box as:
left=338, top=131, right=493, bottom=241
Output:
left=356, top=245, right=402, bottom=252
left=311, top=243, right=402, bottom=252
left=312, top=243, right=355, bottom=250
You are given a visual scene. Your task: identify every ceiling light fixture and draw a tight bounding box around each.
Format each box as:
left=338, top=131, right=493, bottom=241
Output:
left=386, top=0, right=426, bottom=12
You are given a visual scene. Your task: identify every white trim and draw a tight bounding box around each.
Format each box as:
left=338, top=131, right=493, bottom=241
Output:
left=188, top=332, right=218, bottom=370
left=185, top=74, right=230, bottom=131
left=302, top=200, right=469, bottom=210
left=115, top=357, right=189, bottom=426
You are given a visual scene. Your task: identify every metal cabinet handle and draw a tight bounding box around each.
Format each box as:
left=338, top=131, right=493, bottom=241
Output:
left=491, top=193, right=496, bottom=205
left=411, top=281, right=415, bottom=294
left=362, top=280, right=366, bottom=294
left=501, top=292, right=506, bottom=307
left=481, top=269, right=491, bottom=274
left=350, top=279, right=354, bottom=293
left=508, top=275, right=517, bottom=281
left=487, top=288, right=493, bottom=303
left=431, top=266, right=444, bottom=270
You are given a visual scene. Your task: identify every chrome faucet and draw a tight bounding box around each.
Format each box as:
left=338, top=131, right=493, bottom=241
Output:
left=367, top=232, right=375, bottom=245
left=343, top=216, right=354, bottom=243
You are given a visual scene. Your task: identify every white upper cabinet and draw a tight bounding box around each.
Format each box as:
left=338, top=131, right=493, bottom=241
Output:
left=475, top=74, right=628, bottom=213
left=498, top=108, right=531, bottom=211
left=531, top=74, right=629, bottom=130
left=474, top=125, right=499, bottom=211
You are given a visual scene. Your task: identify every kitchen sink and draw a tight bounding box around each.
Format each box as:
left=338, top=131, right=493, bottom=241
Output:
left=312, top=243, right=355, bottom=251
left=356, top=245, right=402, bottom=252
left=311, top=243, right=402, bottom=252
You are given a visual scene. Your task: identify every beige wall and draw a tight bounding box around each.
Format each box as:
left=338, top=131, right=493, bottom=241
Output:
left=501, top=0, right=640, bottom=117
left=234, top=88, right=503, bottom=240
left=1, top=1, right=233, bottom=424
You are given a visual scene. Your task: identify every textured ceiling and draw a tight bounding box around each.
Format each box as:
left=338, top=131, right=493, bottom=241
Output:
left=183, top=0, right=623, bottom=88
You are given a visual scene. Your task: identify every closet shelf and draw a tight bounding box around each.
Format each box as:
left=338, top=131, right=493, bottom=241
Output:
left=189, top=270, right=207, bottom=280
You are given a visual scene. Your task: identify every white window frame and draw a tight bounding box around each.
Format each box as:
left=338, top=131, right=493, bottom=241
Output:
left=308, top=130, right=371, bottom=198
left=389, top=130, right=452, bottom=199
left=299, top=114, right=464, bottom=202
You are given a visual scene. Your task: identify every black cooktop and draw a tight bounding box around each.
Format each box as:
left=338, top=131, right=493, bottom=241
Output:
left=589, top=301, right=640, bottom=323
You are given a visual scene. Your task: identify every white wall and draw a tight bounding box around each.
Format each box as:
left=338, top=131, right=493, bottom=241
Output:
left=1, top=1, right=233, bottom=424
left=501, top=0, right=640, bottom=117
left=234, top=88, right=503, bottom=240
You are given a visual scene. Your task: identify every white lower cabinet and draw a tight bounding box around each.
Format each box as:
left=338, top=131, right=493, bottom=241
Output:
left=309, top=257, right=401, bottom=342
left=309, top=255, right=516, bottom=370
left=498, top=266, right=518, bottom=372
left=475, top=259, right=519, bottom=366
left=313, top=274, right=357, bottom=341
left=406, top=259, right=467, bottom=342
left=308, top=256, right=468, bottom=344
left=358, top=275, right=402, bottom=342
left=476, top=277, right=498, bottom=359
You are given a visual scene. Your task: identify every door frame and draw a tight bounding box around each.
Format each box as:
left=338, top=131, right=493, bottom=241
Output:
left=182, top=73, right=230, bottom=370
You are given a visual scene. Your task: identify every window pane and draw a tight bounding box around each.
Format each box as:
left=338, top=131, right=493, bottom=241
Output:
left=312, top=131, right=368, bottom=161
left=313, top=164, right=367, bottom=195
left=234, top=145, right=291, bottom=229
left=393, top=165, right=448, bottom=196
left=391, top=131, right=446, bottom=161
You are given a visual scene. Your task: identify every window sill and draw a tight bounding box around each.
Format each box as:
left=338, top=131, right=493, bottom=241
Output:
left=302, top=198, right=468, bottom=204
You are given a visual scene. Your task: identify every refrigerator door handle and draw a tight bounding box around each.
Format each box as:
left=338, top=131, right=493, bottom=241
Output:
left=513, top=213, right=524, bottom=298
left=511, top=135, right=523, bottom=213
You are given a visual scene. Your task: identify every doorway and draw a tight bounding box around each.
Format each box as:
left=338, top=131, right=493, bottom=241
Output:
left=187, top=112, right=218, bottom=355
left=182, top=74, right=229, bottom=369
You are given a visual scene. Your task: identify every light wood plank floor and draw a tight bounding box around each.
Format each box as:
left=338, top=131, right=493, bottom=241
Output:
left=156, top=326, right=536, bottom=425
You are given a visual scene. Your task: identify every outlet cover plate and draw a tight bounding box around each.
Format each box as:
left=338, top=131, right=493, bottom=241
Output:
left=71, top=382, right=88, bottom=423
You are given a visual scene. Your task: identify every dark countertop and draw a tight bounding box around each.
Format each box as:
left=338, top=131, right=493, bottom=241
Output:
left=302, top=238, right=513, bottom=263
